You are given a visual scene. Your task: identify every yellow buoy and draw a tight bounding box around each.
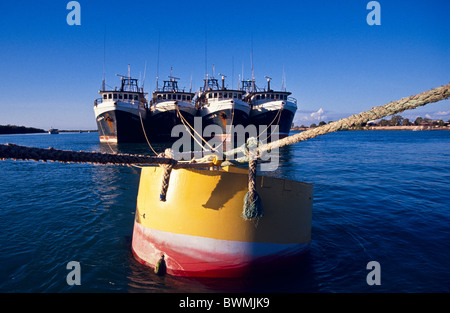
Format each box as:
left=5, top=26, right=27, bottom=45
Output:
left=131, top=166, right=313, bottom=277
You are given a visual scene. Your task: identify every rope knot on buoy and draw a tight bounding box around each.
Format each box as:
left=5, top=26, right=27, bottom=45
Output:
left=242, top=137, right=263, bottom=221
left=159, top=148, right=176, bottom=202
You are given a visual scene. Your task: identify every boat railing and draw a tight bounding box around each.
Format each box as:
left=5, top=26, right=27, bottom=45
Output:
left=288, top=97, right=297, bottom=105
left=94, top=98, right=103, bottom=106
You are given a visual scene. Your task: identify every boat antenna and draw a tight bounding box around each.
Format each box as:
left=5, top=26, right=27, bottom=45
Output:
left=156, top=31, right=160, bottom=91
left=219, top=73, right=226, bottom=90
left=142, top=61, right=147, bottom=89
left=102, top=26, right=106, bottom=91
left=282, top=65, right=287, bottom=91
left=128, top=64, right=131, bottom=90
left=189, top=72, right=193, bottom=92
left=251, top=35, right=255, bottom=92
left=231, top=56, right=234, bottom=90
left=265, top=76, right=272, bottom=91
left=239, top=61, right=244, bottom=91
left=204, top=27, right=208, bottom=79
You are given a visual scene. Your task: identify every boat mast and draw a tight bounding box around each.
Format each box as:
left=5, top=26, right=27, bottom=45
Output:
left=127, top=64, right=131, bottom=90
left=102, top=26, right=106, bottom=91
left=251, top=36, right=255, bottom=92
left=219, top=73, right=226, bottom=90
left=142, top=61, right=147, bottom=90
left=156, top=32, right=160, bottom=91
left=204, top=27, right=208, bottom=80
left=265, top=76, right=272, bottom=91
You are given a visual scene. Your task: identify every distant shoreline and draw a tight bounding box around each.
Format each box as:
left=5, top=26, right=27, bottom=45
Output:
left=0, top=125, right=97, bottom=135
left=291, top=125, right=450, bottom=131
left=0, top=125, right=46, bottom=135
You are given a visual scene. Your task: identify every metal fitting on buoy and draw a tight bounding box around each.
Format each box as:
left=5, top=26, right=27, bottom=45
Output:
left=154, top=254, right=167, bottom=276
left=212, top=155, right=222, bottom=167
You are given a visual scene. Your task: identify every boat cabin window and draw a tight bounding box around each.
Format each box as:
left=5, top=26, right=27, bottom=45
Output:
left=187, top=95, right=191, bottom=101
left=157, top=95, right=162, bottom=100
left=284, top=95, right=287, bottom=100
left=134, top=95, right=138, bottom=100
left=103, top=94, right=107, bottom=100
left=108, top=94, right=112, bottom=99
left=271, top=94, right=274, bottom=99
left=214, top=93, right=218, bottom=98
left=208, top=93, right=212, bottom=98
left=261, top=94, right=265, bottom=99
left=223, top=92, right=228, bottom=98
left=182, top=95, right=186, bottom=101
left=256, top=95, right=260, bottom=100
left=276, top=94, right=279, bottom=100
left=163, top=94, right=166, bottom=99
left=113, top=93, right=118, bottom=100
left=119, top=94, right=123, bottom=99
left=178, top=94, right=181, bottom=100
left=124, top=94, right=128, bottom=99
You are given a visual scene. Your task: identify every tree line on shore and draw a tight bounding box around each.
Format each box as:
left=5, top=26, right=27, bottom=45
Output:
left=0, top=124, right=46, bottom=134
left=293, top=115, right=450, bottom=129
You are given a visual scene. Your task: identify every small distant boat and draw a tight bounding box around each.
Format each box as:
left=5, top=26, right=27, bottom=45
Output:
left=48, top=128, right=59, bottom=134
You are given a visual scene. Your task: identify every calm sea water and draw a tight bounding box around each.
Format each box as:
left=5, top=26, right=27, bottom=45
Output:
left=0, top=130, right=449, bottom=293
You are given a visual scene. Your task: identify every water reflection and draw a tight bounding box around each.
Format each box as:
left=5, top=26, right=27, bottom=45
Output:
left=126, top=248, right=320, bottom=293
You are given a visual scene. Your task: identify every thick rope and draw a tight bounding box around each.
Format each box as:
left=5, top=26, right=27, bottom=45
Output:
left=139, top=111, right=158, bottom=156
left=261, top=83, right=450, bottom=152
left=159, top=149, right=175, bottom=202
left=223, top=83, right=450, bottom=161
left=0, top=143, right=211, bottom=169
left=242, top=137, right=263, bottom=220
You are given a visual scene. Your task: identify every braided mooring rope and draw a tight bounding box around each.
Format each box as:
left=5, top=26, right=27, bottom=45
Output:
left=0, top=143, right=202, bottom=168
left=261, top=82, right=450, bottom=152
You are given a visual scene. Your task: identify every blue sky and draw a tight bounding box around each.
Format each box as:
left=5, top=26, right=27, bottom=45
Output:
left=0, top=0, right=448, bottom=130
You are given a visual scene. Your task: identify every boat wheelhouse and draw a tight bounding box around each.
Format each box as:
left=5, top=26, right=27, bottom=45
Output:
left=245, top=76, right=297, bottom=139
left=149, top=75, right=196, bottom=142
left=94, top=70, right=149, bottom=143
left=196, top=74, right=250, bottom=141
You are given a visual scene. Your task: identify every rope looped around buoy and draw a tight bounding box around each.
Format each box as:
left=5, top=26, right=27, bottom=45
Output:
left=242, top=137, right=263, bottom=221
left=159, top=149, right=176, bottom=202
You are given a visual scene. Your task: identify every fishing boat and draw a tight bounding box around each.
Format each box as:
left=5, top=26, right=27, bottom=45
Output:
left=131, top=165, right=313, bottom=277
left=93, top=67, right=149, bottom=143
left=148, top=74, right=196, bottom=142
left=245, top=76, right=297, bottom=139
left=48, top=128, right=59, bottom=134
left=196, top=74, right=250, bottom=142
